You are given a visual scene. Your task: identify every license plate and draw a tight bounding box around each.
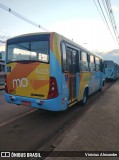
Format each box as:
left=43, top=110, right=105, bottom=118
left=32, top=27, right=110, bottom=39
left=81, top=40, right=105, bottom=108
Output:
left=21, top=101, right=31, bottom=107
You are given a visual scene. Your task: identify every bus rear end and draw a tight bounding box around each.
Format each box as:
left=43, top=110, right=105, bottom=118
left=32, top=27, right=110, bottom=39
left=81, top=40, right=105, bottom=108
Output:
left=5, top=33, right=66, bottom=111
left=104, top=60, right=116, bottom=80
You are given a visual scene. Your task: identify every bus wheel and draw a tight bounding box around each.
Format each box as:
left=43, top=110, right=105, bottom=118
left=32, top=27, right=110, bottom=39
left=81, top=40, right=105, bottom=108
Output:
left=99, top=81, right=105, bottom=91
left=99, top=86, right=102, bottom=91
left=81, top=90, right=88, bottom=106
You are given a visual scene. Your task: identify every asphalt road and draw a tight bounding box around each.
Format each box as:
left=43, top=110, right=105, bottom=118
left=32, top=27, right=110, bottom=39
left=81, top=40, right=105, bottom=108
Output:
left=0, top=81, right=115, bottom=152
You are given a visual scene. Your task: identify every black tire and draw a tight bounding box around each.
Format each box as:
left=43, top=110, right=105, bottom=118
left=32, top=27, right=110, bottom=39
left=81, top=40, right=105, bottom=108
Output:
left=81, top=90, right=88, bottom=106
left=99, top=81, right=105, bottom=91
left=99, top=87, right=102, bottom=91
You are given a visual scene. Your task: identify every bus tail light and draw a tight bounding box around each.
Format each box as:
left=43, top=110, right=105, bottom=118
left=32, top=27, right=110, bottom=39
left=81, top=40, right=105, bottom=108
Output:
left=48, top=77, right=58, bottom=99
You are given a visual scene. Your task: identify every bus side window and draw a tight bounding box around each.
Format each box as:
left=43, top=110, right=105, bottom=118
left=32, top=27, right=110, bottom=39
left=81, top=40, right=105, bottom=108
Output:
left=72, top=50, right=79, bottom=73
left=0, top=64, right=1, bottom=72
left=76, top=51, right=80, bottom=72
left=95, top=57, right=100, bottom=71
left=66, top=47, right=72, bottom=72
left=102, top=61, right=105, bottom=72
left=89, top=55, right=95, bottom=71
left=0, top=54, right=2, bottom=59
left=100, top=60, right=103, bottom=72
left=61, top=43, right=79, bottom=73
left=61, top=42, right=67, bottom=72
left=87, top=53, right=90, bottom=71
left=80, top=51, right=89, bottom=71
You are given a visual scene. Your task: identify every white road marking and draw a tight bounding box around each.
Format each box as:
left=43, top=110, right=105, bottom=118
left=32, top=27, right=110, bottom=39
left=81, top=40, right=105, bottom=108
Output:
left=0, top=108, right=38, bottom=127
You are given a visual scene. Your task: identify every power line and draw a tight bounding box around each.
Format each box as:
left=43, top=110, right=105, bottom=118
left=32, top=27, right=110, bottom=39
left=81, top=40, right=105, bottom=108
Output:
left=0, top=3, right=49, bottom=32
left=101, top=0, right=119, bottom=44
left=93, top=0, right=116, bottom=43
left=105, top=0, right=119, bottom=43
left=103, top=0, right=119, bottom=44
left=97, top=0, right=117, bottom=42
left=93, top=0, right=107, bottom=26
left=93, top=0, right=119, bottom=46
left=101, top=0, right=112, bottom=23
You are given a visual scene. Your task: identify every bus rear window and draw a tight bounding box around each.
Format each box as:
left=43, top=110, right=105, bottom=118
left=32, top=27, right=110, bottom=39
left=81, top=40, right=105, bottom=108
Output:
left=104, top=61, right=114, bottom=68
left=7, top=41, right=49, bottom=63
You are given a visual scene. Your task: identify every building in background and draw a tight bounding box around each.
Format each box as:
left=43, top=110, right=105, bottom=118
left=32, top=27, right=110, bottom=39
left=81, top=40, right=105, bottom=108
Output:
left=0, top=51, right=5, bottom=85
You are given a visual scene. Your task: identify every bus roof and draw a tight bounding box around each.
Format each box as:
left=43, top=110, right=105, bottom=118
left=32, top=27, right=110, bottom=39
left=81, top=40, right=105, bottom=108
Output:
left=103, top=60, right=119, bottom=65
left=7, top=32, right=102, bottom=60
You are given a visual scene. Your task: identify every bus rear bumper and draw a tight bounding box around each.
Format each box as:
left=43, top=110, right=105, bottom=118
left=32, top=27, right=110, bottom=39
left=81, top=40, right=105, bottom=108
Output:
left=4, top=92, right=68, bottom=111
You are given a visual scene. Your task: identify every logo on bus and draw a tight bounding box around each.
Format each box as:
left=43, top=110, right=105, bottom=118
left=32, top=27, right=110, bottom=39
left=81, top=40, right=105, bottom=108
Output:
left=12, top=78, right=28, bottom=88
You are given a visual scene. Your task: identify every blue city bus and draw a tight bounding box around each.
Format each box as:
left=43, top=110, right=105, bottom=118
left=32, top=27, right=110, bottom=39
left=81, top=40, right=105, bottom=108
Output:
left=0, top=51, right=5, bottom=85
left=115, top=63, right=119, bottom=79
left=0, top=61, right=5, bottom=85
left=103, top=60, right=119, bottom=80
left=5, top=32, right=105, bottom=111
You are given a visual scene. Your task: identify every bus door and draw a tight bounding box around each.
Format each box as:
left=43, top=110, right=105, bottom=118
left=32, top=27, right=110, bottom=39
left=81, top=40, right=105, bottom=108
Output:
left=62, top=43, right=79, bottom=105
left=66, top=48, right=78, bottom=104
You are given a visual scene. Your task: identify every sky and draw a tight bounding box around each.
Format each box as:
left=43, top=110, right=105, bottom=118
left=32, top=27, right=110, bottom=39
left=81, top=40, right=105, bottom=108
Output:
left=0, top=0, right=119, bottom=52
